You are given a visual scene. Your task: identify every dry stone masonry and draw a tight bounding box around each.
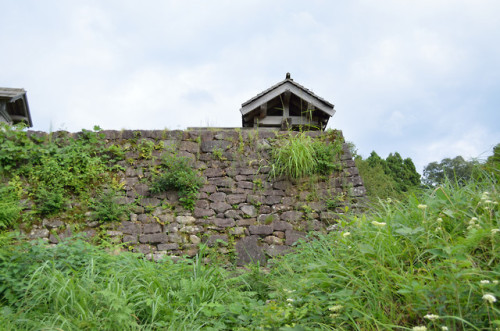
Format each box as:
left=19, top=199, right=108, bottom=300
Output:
left=23, top=128, right=366, bottom=265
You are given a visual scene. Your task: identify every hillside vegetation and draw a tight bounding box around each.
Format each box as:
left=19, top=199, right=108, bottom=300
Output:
left=0, top=125, right=499, bottom=330
left=1, top=176, right=498, bottom=330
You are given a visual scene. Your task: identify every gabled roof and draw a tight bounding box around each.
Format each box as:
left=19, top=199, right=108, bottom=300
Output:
left=0, top=88, right=33, bottom=127
left=240, top=74, right=335, bottom=117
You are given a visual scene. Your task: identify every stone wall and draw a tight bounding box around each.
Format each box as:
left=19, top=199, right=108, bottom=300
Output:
left=24, top=128, right=366, bottom=265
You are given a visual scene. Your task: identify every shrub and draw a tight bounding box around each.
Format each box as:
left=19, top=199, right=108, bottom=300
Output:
left=151, top=152, right=203, bottom=211
left=90, top=189, right=129, bottom=223
left=0, top=185, right=22, bottom=229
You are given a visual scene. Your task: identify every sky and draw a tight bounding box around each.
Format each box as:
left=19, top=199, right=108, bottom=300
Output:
left=1, top=0, right=499, bottom=173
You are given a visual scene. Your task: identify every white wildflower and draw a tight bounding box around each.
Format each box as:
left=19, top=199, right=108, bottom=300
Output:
left=492, top=229, right=500, bottom=234
left=418, top=204, right=428, bottom=210
left=436, top=218, right=443, bottom=223
left=480, top=280, right=491, bottom=284
left=441, top=327, right=449, bottom=331
left=493, top=280, right=499, bottom=284
left=412, top=326, right=427, bottom=331
left=283, top=289, right=295, bottom=294
left=482, top=293, right=497, bottom=303
left=328, top=305, right=343, bottom=312
left=424, top=313, right=439, bottom=320
left=343, top=232, right=351, bottom=237
left=435, top=227, right=442, bottom=232
left=372, top=221, right=386, bottom=227
left=286, top=298, right=294, bottom=303
left=471, top=217, right=478, bottom=222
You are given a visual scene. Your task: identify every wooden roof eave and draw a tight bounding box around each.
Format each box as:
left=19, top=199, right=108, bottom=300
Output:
left=240, top=81, right=335, bottom=118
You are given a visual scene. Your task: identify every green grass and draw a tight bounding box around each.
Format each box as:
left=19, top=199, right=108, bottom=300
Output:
left=1, top=178, right=498, bottom=330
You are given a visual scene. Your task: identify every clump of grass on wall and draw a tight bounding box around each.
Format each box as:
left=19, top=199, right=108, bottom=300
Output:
left=269, top=132, right=343, bottom=179
left=0, top=184, right=22, bottom=229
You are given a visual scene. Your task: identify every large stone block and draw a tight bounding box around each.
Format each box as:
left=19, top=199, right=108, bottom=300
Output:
left=285, top=230, right=306, bottom=246
left=249, top=225, right=273, bottom=236
left=235, top=235, right=266, bottom=266
left=280, top=211, right=303, bottom=222
left=210, top=202, right=232, bottom=213
left=203, top=234, right=228, bottom=247
left=176, top=216, right=196, bottom=225
left=241, top=204, right=257, bottom=217
left=227, top=194, right=247, bottom=205
left=193, top=208, right=215, bottom=218
left=200, top=140, right=232, bottom=153
left=271, top=220, right=293, bottom=232
left=208, top=192, right=227, bottom=202
left=212, top=218, right=236, bottom=228
left=143, top=223, right=162, bottom=234
left=204, top=168, right=225, bottom=178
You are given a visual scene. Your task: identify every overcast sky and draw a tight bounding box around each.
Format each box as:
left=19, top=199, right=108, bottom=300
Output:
left=2, top=0, right=499, bottom=172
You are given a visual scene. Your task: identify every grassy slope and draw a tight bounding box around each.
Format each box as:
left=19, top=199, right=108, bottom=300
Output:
left=1, top=178, right=498, bottom=330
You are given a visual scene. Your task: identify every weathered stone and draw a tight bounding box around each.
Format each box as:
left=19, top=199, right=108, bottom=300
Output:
left=193, top=208, right=215, bottom=218
left=200, top=140, right=231, bottom=153
left=139, top=233, right=167, bottom=244
left=320, top=211, right=340, bottom=221
left=259, top=205, right=272, bottom=214
left=246, top=194, right=263, bottom=205
left=28, top=228, right=49, bottom=239
left=200, top=185, right=217, bottom=193
left=116, top=196, right=135, bottom=205
left=212, top=218, right=236, bottom=228
left=179, top=226, right=202, bottom=234
left=262, top=195, right=282, bottom=205
left=265, top=245, right=291, bottom=257
left=271, top=220, right=293, bottom=232
left=137, top=214, right=154, bottom=223
left=195, top=199, right=210, bottom=209
left=237, top=218, right=256, bottom=226
left=352, top=186, right=367, bottom=197
left=273, top=181, right=289, bottom=190
left=106, top=231, right=123, bottom=237
left=167, top=233, right=182, bottom=243
left=241, top=204, right=257, bottom=217
left=208, top=177, right=234, bottom=188
left=157, top=214, right=174, bottom=224
left=273, top=231, right=285, bottom=239
left=42, top=219, right=64, bottom=229
left=280, top=211, right=303, bottom=222
left=143, top=223, right=162, bottom=234
left=235, top=235, right=266, bottom=266
left=230, top=227, right=246, bottom=236
left=133, top=183, right=149, bottom=197
left=204, top=234, right=228, bottom=247
left=235, top=175, right=248, bottom=181
left=118, top=233, right=135, bottom=244
left=285, top=230, right=307, bottom=246
left=134, top=244, right=154, bottom=254
left=257, top=214, right=280, bottom=224
left=224, top=209, right=243, bottom=219
left=140, top=198, right=160, bottom=207
left=238, top=181, right=254, bottom=189
left=130, top=213, right=138, bottom=222
left=210, top=202, right=232, bottom=213
left=204, top=168, right=225, bottom=177
left=157, top=243, right=179, bottom=251
left=226, top=194, right=247, bottom=204
left=176, top=216, right=196, bottom=225
left=164, top=223, right=179, bottom=233
left=239, top=167, right=257, bottom=175
left=119, top=221, right=140, bottom=234
left=179, top=141, right=199, bottom=153
left=263, top=235, right=283, bottom=245
left=208, top=192, right=227, bottom=202
left=249, top=225, right=273, bottom=235
left=190, top=235, right=201, bottom=244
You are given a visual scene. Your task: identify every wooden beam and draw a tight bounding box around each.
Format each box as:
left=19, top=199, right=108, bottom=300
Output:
left=259, top=103, right=267, bottom=119
left=283, top=90, right=291, bottom=117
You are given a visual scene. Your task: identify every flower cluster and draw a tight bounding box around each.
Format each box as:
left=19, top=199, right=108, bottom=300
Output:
left=467, top=217, right=480, bottom=230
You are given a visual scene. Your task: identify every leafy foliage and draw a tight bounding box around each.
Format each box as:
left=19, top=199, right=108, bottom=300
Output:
left=0, top=124, right=123, bottom=220
left=150, top=151, right=203, bottom=211
left=357, top=150, right=421, bottom=199
left=0, top=184, right=22, bottom=229
left=90, top=189, right=130, bottom=223
left=423, top=155, right=480, bottom=187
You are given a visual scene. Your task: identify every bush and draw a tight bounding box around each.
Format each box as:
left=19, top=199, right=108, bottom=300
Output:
left=90, top=189, right=129, bottom=223
left=0, top=185, right=22, bottom=229
left=151, top=151, right=203, bottom=211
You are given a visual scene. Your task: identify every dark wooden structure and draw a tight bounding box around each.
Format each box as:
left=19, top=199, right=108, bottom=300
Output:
left=240, top=73, right=335, bottom=130
left=0, top=88, right=32, bottom=127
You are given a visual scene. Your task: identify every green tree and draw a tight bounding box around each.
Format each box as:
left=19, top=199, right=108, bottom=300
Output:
left=422, top=156, right=479, bottom=187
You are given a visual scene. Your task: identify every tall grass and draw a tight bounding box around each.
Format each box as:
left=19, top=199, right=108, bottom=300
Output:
left=1, top=178, right=498, bottom=330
